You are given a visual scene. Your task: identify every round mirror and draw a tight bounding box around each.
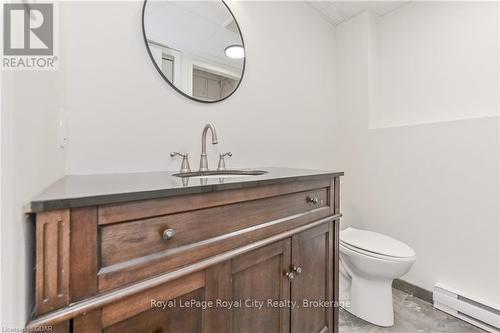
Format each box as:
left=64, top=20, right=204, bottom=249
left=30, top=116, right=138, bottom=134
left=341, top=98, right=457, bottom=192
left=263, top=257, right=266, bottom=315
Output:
left=142, top=1, right=245, bottom=103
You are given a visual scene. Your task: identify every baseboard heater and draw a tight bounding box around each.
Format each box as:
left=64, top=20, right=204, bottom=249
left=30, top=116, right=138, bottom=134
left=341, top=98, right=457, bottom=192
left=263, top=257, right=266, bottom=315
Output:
left=433, top=284, right=500, bottom=333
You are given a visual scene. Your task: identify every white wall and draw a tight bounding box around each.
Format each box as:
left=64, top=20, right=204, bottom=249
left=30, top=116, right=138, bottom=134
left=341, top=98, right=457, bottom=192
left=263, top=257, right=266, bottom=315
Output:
left=1, top=70, right=66, bottom=326
left=61, top=1, right=337, bottom=175
left=374, top=1, right=499, bottom=128
left=335, top=2, right=500, bottom=307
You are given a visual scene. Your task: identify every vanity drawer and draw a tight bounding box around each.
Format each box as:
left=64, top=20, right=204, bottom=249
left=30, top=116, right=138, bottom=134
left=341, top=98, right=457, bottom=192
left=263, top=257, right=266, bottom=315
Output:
left=100, top=188, right=328, bottom=267
left=98, top=187, right=331, bottom=290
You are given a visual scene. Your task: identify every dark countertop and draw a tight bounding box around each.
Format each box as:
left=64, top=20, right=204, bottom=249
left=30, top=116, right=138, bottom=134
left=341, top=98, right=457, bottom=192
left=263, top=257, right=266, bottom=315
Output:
left=27, top=167, right=344, bottom=213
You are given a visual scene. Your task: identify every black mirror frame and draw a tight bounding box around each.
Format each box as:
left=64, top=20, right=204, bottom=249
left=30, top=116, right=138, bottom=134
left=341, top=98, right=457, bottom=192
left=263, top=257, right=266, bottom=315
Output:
left=141, top=0, right=246, bottom=104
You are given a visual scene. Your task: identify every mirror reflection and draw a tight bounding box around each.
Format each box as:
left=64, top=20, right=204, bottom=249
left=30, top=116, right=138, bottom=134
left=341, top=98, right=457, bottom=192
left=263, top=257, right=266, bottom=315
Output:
left=143, top=1, right=245, bottom=102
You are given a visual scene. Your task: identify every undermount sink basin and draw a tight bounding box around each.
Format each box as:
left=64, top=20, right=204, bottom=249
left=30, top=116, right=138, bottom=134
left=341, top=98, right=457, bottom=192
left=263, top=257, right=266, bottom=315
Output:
left=173, top=170, right=268, bottom=179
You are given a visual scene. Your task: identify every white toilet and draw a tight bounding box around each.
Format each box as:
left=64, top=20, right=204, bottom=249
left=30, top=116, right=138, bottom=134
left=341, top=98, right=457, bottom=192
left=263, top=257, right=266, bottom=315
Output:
left=339, top=227, right=416, bottom=327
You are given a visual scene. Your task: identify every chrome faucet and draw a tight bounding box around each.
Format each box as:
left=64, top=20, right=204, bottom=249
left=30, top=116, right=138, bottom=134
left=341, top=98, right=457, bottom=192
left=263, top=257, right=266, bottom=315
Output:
left=199, top=124, right=218, bottom=171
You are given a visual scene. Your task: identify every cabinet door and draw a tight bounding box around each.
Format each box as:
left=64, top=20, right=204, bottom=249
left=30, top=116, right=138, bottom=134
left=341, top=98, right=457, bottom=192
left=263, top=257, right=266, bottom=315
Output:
left=104, top=289, right=203, bottom=333
left=291, top=222, right=334, bottom=333
left=226, top=240, right=292, bottom=333
left=73, top=272, right=205, bottom=333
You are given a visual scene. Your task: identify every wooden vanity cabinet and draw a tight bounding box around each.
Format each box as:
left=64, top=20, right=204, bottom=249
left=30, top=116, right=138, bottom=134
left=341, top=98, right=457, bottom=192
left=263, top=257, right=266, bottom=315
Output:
left=28, top=175, right=342, bottom=333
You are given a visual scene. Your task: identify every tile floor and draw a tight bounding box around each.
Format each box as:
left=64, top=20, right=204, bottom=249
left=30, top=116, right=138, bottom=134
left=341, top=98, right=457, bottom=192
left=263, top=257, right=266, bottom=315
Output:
left=339, top=289, right=486, bottom=333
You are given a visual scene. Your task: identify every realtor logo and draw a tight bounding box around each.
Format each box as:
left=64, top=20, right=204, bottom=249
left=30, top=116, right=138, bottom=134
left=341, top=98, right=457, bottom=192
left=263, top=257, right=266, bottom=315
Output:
left=3, top=2, right=58, bottom=70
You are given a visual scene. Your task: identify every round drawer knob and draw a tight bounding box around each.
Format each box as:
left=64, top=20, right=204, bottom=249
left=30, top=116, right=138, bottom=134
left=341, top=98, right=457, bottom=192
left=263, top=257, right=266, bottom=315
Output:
left=162, top=228, right=176, bottom=241
left=293, top=266, right=302, bottom=275
left=306, top=196, right=319, bottom=205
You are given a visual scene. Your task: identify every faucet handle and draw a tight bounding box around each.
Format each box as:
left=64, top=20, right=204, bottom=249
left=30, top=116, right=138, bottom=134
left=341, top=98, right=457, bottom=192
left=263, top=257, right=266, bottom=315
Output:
left=217, top=152, right=232, bottom=171
left=170, top=152, right=191, bottom=174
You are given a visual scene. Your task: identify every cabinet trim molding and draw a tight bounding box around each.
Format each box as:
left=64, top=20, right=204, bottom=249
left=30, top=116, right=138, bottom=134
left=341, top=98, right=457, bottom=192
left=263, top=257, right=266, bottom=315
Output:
left=35, top=209, right=70, bottom=315
left=98, top=179, right=331, bottom=225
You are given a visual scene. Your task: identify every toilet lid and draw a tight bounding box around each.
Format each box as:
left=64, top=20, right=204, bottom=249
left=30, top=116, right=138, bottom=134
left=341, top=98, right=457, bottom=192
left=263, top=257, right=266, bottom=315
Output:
left=340, top=227, right=416, bottom=258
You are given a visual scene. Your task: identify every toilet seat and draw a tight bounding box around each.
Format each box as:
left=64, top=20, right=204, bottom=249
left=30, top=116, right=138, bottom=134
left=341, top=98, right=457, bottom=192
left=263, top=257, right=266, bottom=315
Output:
left=340, top=227, right=416, bottom=260
left=340, top=241, right=415, bottom=262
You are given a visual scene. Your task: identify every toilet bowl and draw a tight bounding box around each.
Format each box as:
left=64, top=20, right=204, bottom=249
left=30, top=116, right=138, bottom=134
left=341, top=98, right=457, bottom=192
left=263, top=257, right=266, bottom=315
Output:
left=339, top=227, right=416, bottom=327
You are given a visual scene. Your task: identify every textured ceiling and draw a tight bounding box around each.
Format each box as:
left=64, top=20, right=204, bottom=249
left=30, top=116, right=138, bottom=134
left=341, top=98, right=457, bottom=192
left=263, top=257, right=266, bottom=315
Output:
left=306, top=1, right=411, bottom=25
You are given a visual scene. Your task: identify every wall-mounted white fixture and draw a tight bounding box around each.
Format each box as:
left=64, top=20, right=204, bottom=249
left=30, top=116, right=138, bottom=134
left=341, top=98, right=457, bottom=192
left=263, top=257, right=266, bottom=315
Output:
left=434, top=284, right=500, bottom=333
left=224, top=45, right=244, bottom=59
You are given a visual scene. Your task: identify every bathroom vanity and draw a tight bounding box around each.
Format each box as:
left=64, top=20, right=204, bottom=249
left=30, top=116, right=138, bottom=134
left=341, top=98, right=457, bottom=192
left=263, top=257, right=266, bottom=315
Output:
left=26, top=168, right=343, bottom=333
